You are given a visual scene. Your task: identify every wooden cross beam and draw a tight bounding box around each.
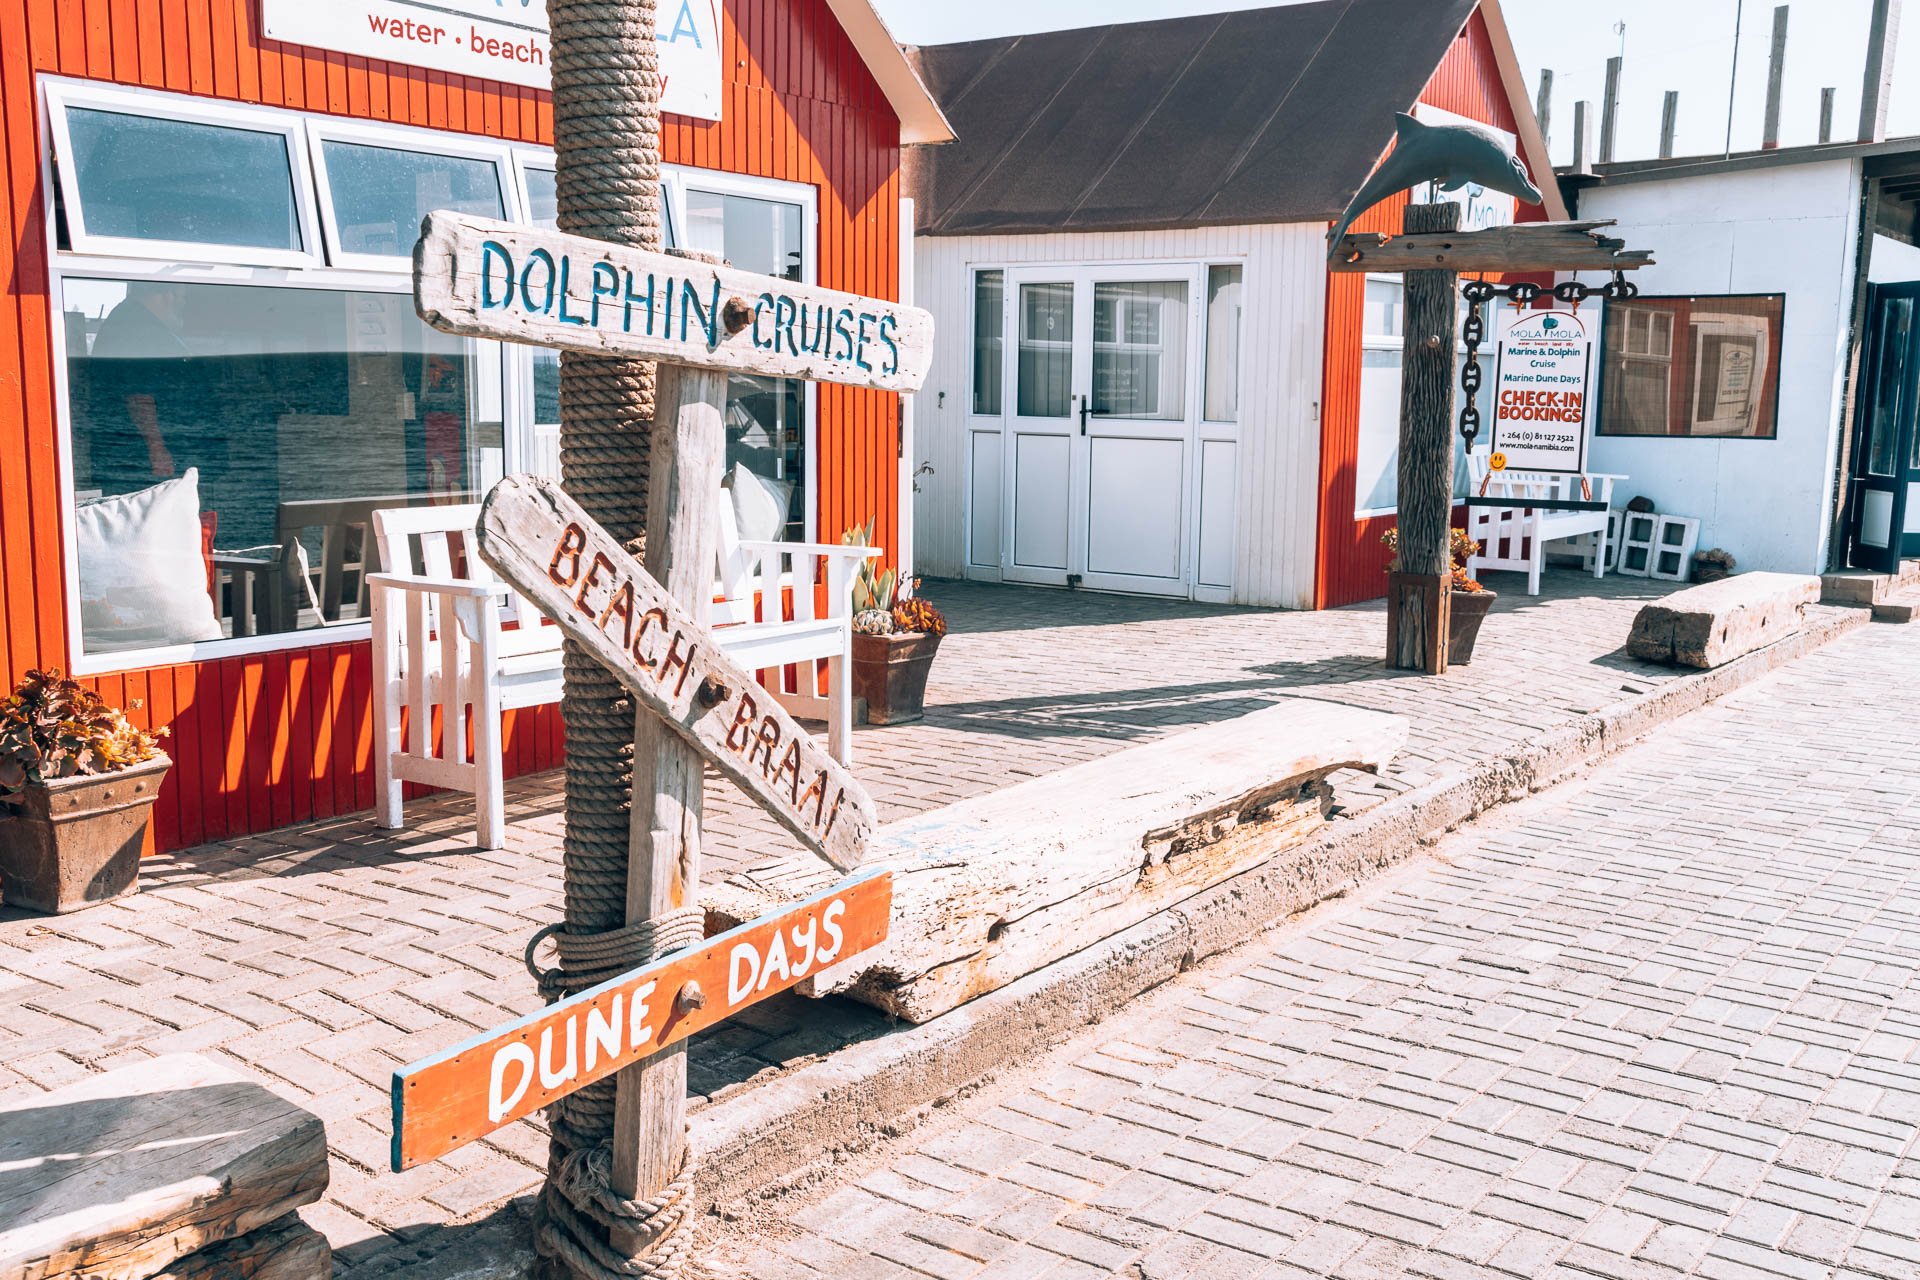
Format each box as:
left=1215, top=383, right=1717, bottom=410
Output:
left=1330, top=219, right=1656, bottom=275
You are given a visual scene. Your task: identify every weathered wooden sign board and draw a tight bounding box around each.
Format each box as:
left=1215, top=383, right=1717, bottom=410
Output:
left=414, top=210, right=934, bottom=393
left=474, top=473, right=877, bottom=871
left=391, top=870, right=892, bottom=1169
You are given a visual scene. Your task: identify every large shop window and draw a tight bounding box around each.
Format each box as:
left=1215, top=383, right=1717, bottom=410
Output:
left=62, top=277, right=501, bottom=657
left=46, top=80, right=818, bottom=669
left=1599, top=295, right=1784, bottom=439
left=1354, top=276, right=1494, bottom=516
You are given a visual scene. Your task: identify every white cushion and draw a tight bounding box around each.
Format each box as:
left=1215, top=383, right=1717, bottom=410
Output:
left=75, top=469, right=224, bottom=653
left=725, top=463, right=793, bottom=544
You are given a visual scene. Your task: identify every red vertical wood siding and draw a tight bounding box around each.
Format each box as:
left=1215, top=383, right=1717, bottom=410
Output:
left=0, top=0, right=903, bottom=853
left=1315, top=8, right=1550, bottom=608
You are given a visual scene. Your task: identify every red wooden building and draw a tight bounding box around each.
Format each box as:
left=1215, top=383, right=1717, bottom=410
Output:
left=0, top=0, right=948, bottom=854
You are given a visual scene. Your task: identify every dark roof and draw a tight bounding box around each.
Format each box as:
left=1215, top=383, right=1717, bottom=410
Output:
left=903, top=0, right=1481, bottom=237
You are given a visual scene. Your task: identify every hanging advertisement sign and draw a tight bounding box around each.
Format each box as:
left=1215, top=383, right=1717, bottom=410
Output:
left=261, top=0, right=724, bottom=121
left=1488, top=308, right=1593, bottom=474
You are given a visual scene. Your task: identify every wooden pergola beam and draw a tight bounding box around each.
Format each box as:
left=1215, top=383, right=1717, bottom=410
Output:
left=1331, top=218, right=1656, bottom=274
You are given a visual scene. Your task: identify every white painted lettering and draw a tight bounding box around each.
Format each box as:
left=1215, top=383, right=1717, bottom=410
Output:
left=585, top=996, right=623, bottom=1073
left=488, top=1042, right=535, bottom=1122
left=538, top=1017, right=577, bottom=1090
left=728, top=943, right=761, bottom=1005
left=817, top=898, right=847, bottom=964
left=628, top=980, right=657, bottom=1047
left=758, top=927, right=792, bottom=992
left=789, top=917, right=818, bottom=979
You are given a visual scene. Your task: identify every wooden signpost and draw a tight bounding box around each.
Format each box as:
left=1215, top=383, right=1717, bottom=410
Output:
left=391, top=870, right=892, bottom=1169
left=405, top=206, right=932, bottom=1262
left=1330, top=215, right=1650, bottom=674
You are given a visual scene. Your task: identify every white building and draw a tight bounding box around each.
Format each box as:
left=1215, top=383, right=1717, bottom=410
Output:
left=1566, top=136, right=1920, bottom=579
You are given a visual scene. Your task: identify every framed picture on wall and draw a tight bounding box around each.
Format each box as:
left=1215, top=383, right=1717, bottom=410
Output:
left=1598, top=294, right=1785, bottom=439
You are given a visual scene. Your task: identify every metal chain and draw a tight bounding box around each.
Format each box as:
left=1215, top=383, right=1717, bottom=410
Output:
left=1455, top=272, right=1636, bottom=448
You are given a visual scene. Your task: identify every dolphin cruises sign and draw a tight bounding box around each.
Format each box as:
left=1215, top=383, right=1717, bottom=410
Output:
left=261, top=0, right=724, bottom=120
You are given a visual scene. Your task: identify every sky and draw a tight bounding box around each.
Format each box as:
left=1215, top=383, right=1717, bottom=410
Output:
left=872, top=0, right=1920, bottom=167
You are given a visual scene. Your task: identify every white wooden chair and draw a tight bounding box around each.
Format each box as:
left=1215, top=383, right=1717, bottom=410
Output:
left=1464, top=454, right=1626, bottom=596
left=368, top=500, right=879, bottom=850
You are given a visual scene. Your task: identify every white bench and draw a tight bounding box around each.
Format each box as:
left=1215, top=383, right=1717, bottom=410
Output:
left=368, top=500, right=879, bottom=850
left=1465, top=455, right=1626, bottom=595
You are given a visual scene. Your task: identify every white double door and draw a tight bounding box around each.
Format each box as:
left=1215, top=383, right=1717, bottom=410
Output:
left=1001, top=264, right=1204, bottom=597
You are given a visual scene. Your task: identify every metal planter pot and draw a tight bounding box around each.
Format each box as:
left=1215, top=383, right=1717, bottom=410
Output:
left=0, top=754, right=170, bottom=914
left=851, top=632, right=943, bottom=725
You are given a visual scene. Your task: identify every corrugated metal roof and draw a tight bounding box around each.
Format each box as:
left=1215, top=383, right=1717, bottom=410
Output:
left=903, top=0, right=1480, bottom=236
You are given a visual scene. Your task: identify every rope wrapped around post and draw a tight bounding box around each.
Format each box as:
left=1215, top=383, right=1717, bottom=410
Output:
left=542, top=0, right=680, bottom=1275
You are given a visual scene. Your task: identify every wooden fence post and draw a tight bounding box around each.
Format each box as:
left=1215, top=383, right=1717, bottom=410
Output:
left=1385, top=201, right=1460, bottom=674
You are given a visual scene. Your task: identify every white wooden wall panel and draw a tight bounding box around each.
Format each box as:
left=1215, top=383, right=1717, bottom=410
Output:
left=912, top=223, right=1327, bottom=609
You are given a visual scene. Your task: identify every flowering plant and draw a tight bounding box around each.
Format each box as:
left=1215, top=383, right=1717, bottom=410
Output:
left=0, top=670, right=166, bottom=804
left=1381, top=527, right=1485, bottom=593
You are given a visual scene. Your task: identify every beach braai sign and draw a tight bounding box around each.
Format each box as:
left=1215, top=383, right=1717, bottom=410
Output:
left=1488, top=309, right=1595, bottom=474
left=414, top=211, right=934, bottom=394
left=473, top=475, right=877, bottom=872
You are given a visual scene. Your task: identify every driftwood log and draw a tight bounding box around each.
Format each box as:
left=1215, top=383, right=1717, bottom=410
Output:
left=0, top=1054, right=329, bottom=1280
left=150, top=1215, right=330, bottom=1280
left=707, top=699, right=1407, bottom=1023
left=1625, top=572, right=1821, bottom=668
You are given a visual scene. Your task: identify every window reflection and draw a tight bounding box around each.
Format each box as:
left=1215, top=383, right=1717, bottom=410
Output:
left=321, top=141, right=505, bottom=258
left=64, top=278, right=501, bottom=653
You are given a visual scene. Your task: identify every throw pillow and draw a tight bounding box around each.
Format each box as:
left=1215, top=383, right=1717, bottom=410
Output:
left=75, top=469, right=226, bottom=653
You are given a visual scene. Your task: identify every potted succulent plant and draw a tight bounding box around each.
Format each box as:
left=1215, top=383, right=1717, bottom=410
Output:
left=0, top=670, right=170, bottom=914
left=1382, top=527, right=1497, bottom=665
left=842, top=523, right=947, bottom=725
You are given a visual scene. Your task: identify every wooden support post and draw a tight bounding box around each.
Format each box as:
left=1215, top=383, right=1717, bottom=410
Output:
left=1599, top=57, right=1622, bottom=164
left=1763, top=5, right=1789, bottom=150
left=1572, top=100, right=1595, bottom=174
left=1859, top=0, right=1901, bottom=143
left=1660, top=91, right=1679, bottom=158
left=1535, top=69, right=1553, bottom=152
left=1820, top=86, right=1835, bottom=143
left=1386, top=202, right=1459, bottom=675
left=609, top=360, right=727, bottom=1241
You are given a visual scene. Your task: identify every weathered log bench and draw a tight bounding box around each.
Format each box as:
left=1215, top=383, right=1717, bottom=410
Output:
left=707, top=698, right=1407, bottom=1023
left=1625, top=572, right=1822, bottom=669
left=0, top=1053, right=330, bottom=1280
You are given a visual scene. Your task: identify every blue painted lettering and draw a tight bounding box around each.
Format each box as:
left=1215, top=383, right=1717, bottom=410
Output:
left=590, top=263, right=620, bottom=327
left=681, top=277, right=721, bottom=347
left=623, top=271, right=653, bottom=333
left=832, top=308, right=855, bottom=362
left=659, top=0, right=702, bottom=46
left=774, top=296, right=798, bottom=356
left=556, top=257, right=587, bottom=326
left=751, top=294, right=775, bottom=350
left=521, top=249, right=557, bottom=315
left=798, top=303, right=831, bottom=355
left=481, top=240, right=515, bottom=309
left=854, top=312, right=876, bottom=372
left=878, top=314, right=900, bottom=374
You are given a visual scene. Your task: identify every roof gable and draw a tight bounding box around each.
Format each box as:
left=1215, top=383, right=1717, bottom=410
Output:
left=906, top=0, right=1529, bottom=235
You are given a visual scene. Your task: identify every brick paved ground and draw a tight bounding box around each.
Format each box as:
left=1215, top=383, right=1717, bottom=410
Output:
left=716, top=619, right=1920, bottom=1280
left=0, top=569, right=1811, bottom=1272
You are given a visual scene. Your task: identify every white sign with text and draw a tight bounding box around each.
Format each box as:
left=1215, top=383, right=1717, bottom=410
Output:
left=1488, top=308, right=1594, bottom=475
left=261, top=0, right=723, bottom=121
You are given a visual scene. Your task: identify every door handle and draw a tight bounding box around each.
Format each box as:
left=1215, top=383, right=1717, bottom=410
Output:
left=1078, top=395, right=1091, bottom=436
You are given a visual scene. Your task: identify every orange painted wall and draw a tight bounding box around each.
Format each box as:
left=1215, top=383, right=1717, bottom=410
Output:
left=1315, top=8, right=1550, bottom=608
left=0, top=0, right=904, bottom=853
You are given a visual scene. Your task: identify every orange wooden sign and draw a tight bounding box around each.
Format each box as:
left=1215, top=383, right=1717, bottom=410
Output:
left=390, top=871, right=891, bottom=1170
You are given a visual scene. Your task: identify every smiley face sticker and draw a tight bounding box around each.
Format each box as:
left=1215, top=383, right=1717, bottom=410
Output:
left=1490, top=452, right=1508, bottom=471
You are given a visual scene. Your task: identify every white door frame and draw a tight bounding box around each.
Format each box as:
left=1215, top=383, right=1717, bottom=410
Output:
left=998, top=260, right=1207, bottom=597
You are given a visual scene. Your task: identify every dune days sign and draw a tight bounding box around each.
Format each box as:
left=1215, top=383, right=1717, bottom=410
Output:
left=260, top=0, right=724, bottom=118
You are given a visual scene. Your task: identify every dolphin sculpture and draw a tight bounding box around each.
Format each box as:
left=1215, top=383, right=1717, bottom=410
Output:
left=1325, top=111, right=1545, bottom=259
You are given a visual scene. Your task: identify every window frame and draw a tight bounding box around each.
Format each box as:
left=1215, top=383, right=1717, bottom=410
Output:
left=1201, top=261, right=1243, bottom=427
left=1354, top=272, right=1497, bottom=519
left=1595, top=292, right=1786, bottom=441
left=45, top=78, right=326, bottom=270
left=307, top=117, right=522, bottom=272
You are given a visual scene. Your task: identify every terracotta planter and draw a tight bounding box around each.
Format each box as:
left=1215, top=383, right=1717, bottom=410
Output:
left=0, top=754, right=169, bottom=914
left=1447, top=588, right=1497, bottom=665
left=851, top=631, right=943, bottom=725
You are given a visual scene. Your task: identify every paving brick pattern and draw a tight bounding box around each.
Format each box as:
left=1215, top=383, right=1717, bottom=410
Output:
left=0, top=570, right=1794, bottom=1271
left=718, top=621, right=1920, bottom=1280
